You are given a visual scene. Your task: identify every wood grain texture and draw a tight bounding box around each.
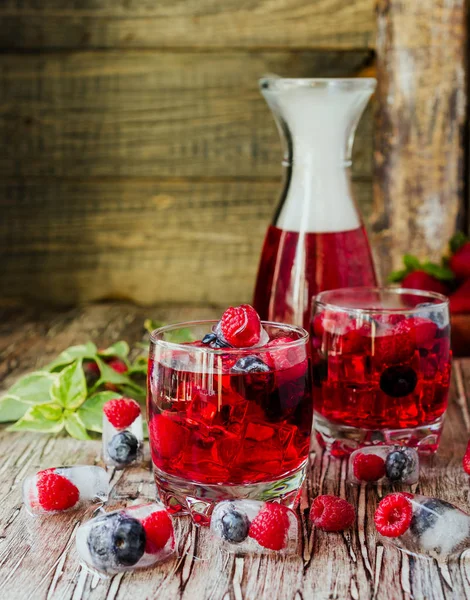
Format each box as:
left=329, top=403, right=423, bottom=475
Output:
left=1, top=303, right=470, bottom=600
left=0, top=178, right=372, bottom=306
left=372, top=0, right=466, bottom=281
left=0, top=50, right=373, bottom=179
left=0, top=0, right=374, bottom=50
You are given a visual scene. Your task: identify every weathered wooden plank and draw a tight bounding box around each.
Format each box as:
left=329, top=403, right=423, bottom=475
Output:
left=0, top=304, right=470, bottom=600
left=0, top=178, right=372, bottom=306
left=0, top=0, right=375, bottom=50
left=372, top=0, right=466, bottom=281
left=0, top=50, right=373, bottom=179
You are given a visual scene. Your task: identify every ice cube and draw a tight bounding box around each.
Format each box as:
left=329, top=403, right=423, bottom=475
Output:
left=23, top=466, right=109, bottom=516
left=102, top=399, right=144, bottom=469
left=210, top=500, right=299, bottom=554
left=349, top=446, right=419, bottom=485
left=378, top=494, right=470, bottom=559
left=76, top=502, right=175, bottom=575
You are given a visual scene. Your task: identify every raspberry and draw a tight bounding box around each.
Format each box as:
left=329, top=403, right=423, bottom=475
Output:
left=310, top=495, right=355, bottom=532
left=265, top=336, right=308, bottom=384
left=219, top=305, right=261, bottom=348
left=36, top=471, right=80, bottom=512
left=463, top=441, right=470, bottom=475
left=352, top=453, right=386, bottom=482
left=103, top=398, right=141, bottom=429
left=372, top=320, right=416, bottom=364
left=411, top=317, right=438, bottom=347
left=108, top=359, right=128, bottom=374
left=248, top=503, right=290, bottom=550
left=374, top=493, right=412, bottom=537
left=148, top=414, right=185, bottom=462
left=142, top=510, right=174, bottom=554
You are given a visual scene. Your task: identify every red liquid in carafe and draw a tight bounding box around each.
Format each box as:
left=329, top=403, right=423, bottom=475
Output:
left=253, top=225, right=377, bottom=330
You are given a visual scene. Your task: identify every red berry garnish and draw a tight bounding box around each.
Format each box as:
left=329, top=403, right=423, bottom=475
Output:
left=248, top=503, right=291, bottom=550
left=36, top=471, right=80, bottom=512
left=352, top=453, right=386, bottom=482
left=220, top=304, right=261, bottom=348
left=310, top=495, right=355, bottom=532
left=374, top=493, right=413, bottom=537
left=411, top=317, right=438, bottom=347
left=103, top=397, right=141, bottom=429
left=463, top=441, right=470, bottom=475
left=142, top=510, right=174, bottom=554
left=108, top=359, right=128, bottom=374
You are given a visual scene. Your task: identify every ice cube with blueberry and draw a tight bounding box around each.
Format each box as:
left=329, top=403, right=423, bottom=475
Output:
left=76, top=503, right=175, bottom=575
left=375, top=493, right=470, bottom=559
left=210, top=499, right=299, bottom=554
left=102, top=397, right=143, bottom=468
left=23, top=466, right=109, bottom=516
left=349, top=445, right=419, bottom=485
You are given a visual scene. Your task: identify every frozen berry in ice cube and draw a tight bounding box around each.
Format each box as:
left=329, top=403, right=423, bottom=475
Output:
left=374, top=493, right=412, bottom=537
left=107, top=431, right=139, bottom=466
left=380, top=365, right=418, bottom=397
left=104, top=398, right=141, bottom=430
left=231, top=355, right=270, bottom=374
left=385, top=448, right=416, bottom=482
left=212, top=502, right=250, bottom=544
left=248, top=503, right=291, bottom=550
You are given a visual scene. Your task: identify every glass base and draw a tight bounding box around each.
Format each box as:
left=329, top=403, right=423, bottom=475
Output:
left=314, top=411, right=445, bottom=457
left=153, top=463, right=307, bottom=525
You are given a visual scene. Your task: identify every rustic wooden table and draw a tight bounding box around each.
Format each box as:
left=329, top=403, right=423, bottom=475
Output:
left=1, top=303, right=470, bottom=600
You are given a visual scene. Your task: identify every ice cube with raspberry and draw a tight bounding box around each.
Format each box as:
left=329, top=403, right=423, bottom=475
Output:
left=209, top=304, right=269, bottom=348
left=23, top=466, right=109, bottom=516
left=76, top=502, right=175, bottom=575
left=348, top=445, right=419, bottom=485
left=210, top=500, right=299, bottom=554
left=375, top=493, right=470, bottom=559
left=102, top=397, right=143, bottom=468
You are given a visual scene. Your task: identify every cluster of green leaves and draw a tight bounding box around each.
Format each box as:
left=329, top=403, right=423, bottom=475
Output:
left=0, top=341, right=148, bottom=440
left=388, top=254, right=455, bottom=283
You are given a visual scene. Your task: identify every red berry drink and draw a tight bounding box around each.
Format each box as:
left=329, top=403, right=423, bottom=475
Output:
left=147, top=309, right=312, bottom=522
left=253, top=226, right=377, bottom=330
left=311, top=288, right=452, bottom=455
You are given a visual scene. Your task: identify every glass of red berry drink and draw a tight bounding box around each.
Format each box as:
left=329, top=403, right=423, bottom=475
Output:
left=147, top=312, right=312, bottom=523
left=311, top=288, right=451, bottom=455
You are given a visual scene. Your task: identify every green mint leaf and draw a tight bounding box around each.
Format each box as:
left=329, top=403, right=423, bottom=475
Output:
left=387, top=268, right=408, bottom=283
left=94, top=357, right=132, bottom=386
left=422, top=262, right=455, bottom=281
left=7, top=405, right=64, bottom=433
left=403, top=254, right=421, bottom=270
left=98, top=341, right=130, bottom=360
left=127, top=356, right=148, bottom=376
left=143, top=420, right=148, bottom=440
left=78, top=391, right=121, bottom=433
left=8, top=371, right=57, bottom=405
left=144, top=319, right=164, bottom=334
left=0, top=395, right=29, bottom=423
left=51, top=360, right=87, bottom=409
left=37, top=403, right=63, bottom=421
left=119, top=385, right=146, bottom=403
left=450, top=231, right=468, bottom=254
left=165, top=327, right=194, bottom=343
left=44, top=342, right=98, bottom=372
left=64, top=411, right=90, bottom=440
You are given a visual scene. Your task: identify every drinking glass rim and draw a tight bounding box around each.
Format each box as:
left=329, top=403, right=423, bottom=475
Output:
left=259, top=77, right=377, bottom=92
left=150, top=319, right=309, bottom=354
left=313, top=287, right=449, bottom=315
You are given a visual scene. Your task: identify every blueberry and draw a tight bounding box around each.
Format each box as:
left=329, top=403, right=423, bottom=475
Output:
left=312, top=360, right=328, bottom=387
left=409, top=499, right=455, bottom=537
left=385, top=448, right=415, bottom=482
left=107, top=431, right=139, bottom=465
left=220, top=509, right=250, bottom=543
left=87, top=512, right=146, bottom=571
left=231, top=356, right=270, bottom=374
left=379, top=366, right=417, bottom=397
left=202, top=332, right=230, bottom=348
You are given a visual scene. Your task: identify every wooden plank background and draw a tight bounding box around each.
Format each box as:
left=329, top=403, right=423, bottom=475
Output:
left=0, top=0, right=466, bottom=307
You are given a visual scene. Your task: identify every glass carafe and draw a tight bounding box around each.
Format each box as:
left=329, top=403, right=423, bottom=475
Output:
left=253, top=77, right=378, bottom=330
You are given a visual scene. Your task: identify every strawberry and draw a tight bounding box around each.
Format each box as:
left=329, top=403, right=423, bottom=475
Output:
left=310, top=495, right=355, bottom=532
left=374, top=493, right=412, bottom=537
left=248, top=503, right=291, bottom=550
left=449, top=279, right=470, bottom=314
left=449, top=239, right=470, bottom=280
left=142, top=510, right=174, bottom=553
left=401, top=271, right=449, bottom=296
left=219, top=305, right=261, bottom=348
left=103, top=397, right=141, bottom=429
left=36, top=470, right=80, bottom=512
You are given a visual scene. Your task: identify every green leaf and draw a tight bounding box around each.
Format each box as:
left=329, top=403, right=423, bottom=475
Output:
left=422, top=261, right=455, bottom=281
left=51, top=360, right=87, bottom=409
left=0, top=395, right=29, bottom=423
left=98, top=341, right=129, bottom=359
left=8, top=372, right=57, bottom=405
left=450, top=231, right=468, bottom=254
left=387, top=268, right=408, bottom=283
left=165, top=328, right=194, bottom=343
left=44, top=342, right=98, bottom=372
left=78, top=391, right=121, bottom=433
left=144, top=319, right=164, bottom=334
left=403, top=254, right=421, bottom=270
left=36, top=403, right=63, bottom=421
left=94, top=357, right=132, bottom=386
left=143, top=419, right=149, bottom=440
left=127, top=356, right=148, bottom=376
left=119, top=385, right=146, bottom=402
left=7, top=405, right=64, bottom=433
left=64, top=411, right=90, bottom=440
